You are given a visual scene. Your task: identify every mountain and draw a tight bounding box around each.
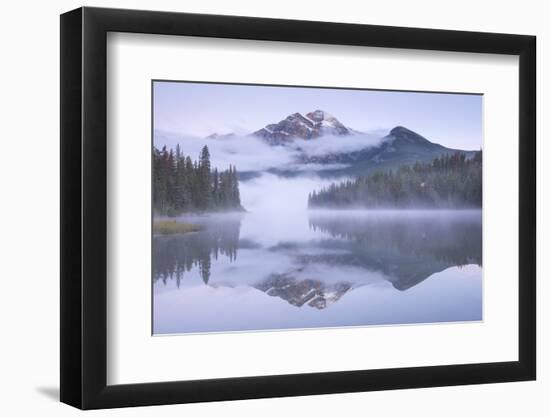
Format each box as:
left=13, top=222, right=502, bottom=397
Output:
left=198, top=110, right=477, bottom=178
left=253, top=110, right=351, bottom=143
left=248, top=110, right=475, bottom=177
left=304, top=125, right=475, bottom=177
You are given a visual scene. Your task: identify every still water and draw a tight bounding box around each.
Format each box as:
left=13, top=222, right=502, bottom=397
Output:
left=153, top=210, right=482, bottom=334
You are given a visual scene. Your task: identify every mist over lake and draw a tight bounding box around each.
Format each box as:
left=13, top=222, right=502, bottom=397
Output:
left=153, top=205, right=482, bottom=334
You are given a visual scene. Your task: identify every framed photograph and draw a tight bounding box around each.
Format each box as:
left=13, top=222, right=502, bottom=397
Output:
left=60, top=7, right=536, bottom=409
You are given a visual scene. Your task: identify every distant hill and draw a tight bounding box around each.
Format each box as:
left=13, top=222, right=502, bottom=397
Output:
left=307, top=125, right=476, bottom=177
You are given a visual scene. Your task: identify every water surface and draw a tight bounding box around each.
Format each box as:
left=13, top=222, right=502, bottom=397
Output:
left=153, top=209, right=482, bottom=334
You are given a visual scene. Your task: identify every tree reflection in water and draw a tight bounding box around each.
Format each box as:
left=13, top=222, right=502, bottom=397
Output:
left=153, top=214, right=242, bottom=286
left=307, top=211, right=481, bottom=290
left=153, top=211, right=482, bottom=308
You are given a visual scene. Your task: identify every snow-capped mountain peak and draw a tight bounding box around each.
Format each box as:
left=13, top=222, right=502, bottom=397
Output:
left=305, top=109, right=334, bottom=123
left=253, top=110, right=351, bottom=144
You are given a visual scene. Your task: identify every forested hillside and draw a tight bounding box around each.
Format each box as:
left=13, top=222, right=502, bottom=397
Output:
left=308, top=151, right=482, bottom=209
left=153, top=145, right=243, bottom=215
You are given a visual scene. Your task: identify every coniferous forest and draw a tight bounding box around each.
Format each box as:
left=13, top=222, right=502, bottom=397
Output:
left=308, top=151, right=482, bottom=209
left=153, top=145, right=243, bottom=216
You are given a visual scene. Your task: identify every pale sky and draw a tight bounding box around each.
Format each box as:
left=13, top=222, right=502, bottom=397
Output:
left=153, top=80, right=482, bottom=150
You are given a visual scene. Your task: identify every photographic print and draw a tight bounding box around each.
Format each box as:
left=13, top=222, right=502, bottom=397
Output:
left=152, top=81, right=482, bottom=335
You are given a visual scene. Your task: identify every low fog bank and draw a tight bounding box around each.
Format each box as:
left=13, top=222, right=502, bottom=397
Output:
left=239, top=173, right=339, bottom=213
left=307, top=208, right=483, bottom=216
left=154, top=129, right=483, bottom=216
left=240, top=173, right=483, bottom=215
left=154, top=129, right=387, bottom=174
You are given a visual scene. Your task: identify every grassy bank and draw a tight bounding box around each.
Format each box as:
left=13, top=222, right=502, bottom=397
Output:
left=153, top=220, right=203, bottom=235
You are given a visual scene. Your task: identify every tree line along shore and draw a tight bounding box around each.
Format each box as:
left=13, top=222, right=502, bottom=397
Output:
left=153, top=145, right=243, bottom=216
left=308, top=151, right=482, bottom=209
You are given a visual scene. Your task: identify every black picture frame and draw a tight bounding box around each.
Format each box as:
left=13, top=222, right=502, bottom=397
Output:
left=60, top=6, right=536, bottom=410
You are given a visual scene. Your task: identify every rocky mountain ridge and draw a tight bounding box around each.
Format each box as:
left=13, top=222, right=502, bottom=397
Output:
left=253, top=109, right=352, bottom=143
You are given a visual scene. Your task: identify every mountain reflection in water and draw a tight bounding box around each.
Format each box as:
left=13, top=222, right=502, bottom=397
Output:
left=153, top=210, right=482, bottom=334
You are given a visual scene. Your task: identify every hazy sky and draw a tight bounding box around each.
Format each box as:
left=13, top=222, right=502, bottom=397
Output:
left=153, top=81, right=482, bottom=150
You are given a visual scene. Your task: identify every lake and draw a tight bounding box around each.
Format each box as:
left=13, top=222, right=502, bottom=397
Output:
left=153, top=209, right=482, bottom=335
